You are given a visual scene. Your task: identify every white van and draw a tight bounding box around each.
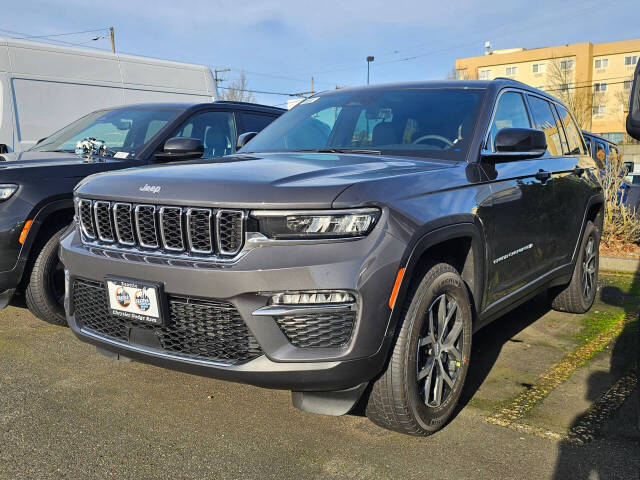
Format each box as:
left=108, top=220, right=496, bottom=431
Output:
left=0, top=37, right=217, bottom=152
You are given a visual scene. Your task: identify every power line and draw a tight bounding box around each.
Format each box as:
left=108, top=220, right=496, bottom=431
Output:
left=217, top=85, right=304, bottom=97
left=0, top=27, right=110, bottom=51
left=8, top=28, right=108, bottom=40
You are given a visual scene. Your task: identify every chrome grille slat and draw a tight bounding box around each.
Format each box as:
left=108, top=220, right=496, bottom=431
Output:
left=93, top=201, right=114, bottom=243
left=186, top=208, right=213, bottom=254
left=113, top=203, right=135, bottom=246
left=78, top=199, right=96, bottom=239
left=217, top=210, right=245, bottom=256
left=77, top=198, right=244, bottom=258
left=135, top=204, right=159, bottom=248
left=159, top=206, right=185, bottom=252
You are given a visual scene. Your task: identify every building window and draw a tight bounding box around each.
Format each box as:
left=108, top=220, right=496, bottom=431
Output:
left=602, top=132, right=624, bottom=144
left=592, top=105, right=606, bottom=116
left=479, top=69, right=491, bottom=80
left=505, top=66, right=517, bottom=76
left=560, top=59, right=574, bottom=70
left=532, top=63, right=545, bottom=73
left=559, top=83, right=573, bottom=92
left=594, top=58, right=609, bottom=69
left=594, top=82, right=607, bottom=92
left=625, top=55, right=639, bottom=66
left=624, top=80, right=632, bottom=90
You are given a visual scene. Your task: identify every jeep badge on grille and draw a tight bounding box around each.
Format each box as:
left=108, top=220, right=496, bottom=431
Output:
left=139, top=184, right=161, bottom=194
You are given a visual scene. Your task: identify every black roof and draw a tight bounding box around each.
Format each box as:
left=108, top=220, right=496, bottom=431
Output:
left=101, top=101, right=285, bottom=113
left=315, top=78, right=558, bottom=103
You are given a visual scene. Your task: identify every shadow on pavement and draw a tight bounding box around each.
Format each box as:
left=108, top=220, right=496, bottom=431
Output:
left=553, top=268, right=640, bottom=479
left=456, top=292, right=551, bottom=412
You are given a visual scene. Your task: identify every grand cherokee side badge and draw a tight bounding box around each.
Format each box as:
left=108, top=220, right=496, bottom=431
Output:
left=139, top=184, right=162, bottom=194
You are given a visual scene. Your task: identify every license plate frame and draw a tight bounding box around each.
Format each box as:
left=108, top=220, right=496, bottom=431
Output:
left=105, top=276, right=167, bottom=326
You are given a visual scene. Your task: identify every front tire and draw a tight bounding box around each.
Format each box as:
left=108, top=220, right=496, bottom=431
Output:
left=365, top=263, right=473, bottom=436
left=550, top=221, right=599, bottom=314
left=25, top=226, right=68, bottom=326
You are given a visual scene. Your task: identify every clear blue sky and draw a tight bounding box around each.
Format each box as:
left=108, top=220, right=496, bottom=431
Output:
left=1, top=0, right=638, bottom=106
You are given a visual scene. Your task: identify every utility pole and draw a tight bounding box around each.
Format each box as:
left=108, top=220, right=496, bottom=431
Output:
left=214, top=68, right=231, bottom=99
left=366, top=56, right=374, bottom=85
left=109, top=26, right=115, bottom=53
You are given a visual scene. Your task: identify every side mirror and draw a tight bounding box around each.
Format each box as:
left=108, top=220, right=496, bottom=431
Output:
left=483, top=128, right=547, bottom=162
left=155, top=137, right=204, bottom=161
left=237, top=131, right=258, bottom=150
left=626, top=61, right=640, bottom=141
left=0, top=144, right=8, bottom=154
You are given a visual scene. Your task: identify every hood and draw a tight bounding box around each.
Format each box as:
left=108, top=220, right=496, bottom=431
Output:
left=0, top=150, right=131, bottom=181
left=75, top=152, right=454, bottom=209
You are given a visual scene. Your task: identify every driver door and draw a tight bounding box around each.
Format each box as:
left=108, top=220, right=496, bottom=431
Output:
left=484, top=91, right=554, bottom=306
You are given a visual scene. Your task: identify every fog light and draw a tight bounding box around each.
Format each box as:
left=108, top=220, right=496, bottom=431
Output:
left=270, top=291, right=355, bottom=305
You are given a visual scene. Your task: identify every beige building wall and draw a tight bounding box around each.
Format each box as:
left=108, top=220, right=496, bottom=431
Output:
left=456, top=39, right=640, bottom=142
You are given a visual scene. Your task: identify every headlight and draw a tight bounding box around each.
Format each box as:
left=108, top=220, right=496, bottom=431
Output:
left=252, top=208, right=380, bottom=239
left=0, top=184, right=18, bottom=201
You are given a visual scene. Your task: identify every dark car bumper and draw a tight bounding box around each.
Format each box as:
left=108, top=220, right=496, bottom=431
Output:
left=60, top=223, right=405, bottom=395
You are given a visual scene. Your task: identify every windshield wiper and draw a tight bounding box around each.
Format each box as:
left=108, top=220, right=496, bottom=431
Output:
left=295, top=148, right=381, bottom=155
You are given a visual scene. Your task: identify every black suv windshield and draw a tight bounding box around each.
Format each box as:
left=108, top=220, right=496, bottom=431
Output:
left=31, top=107, right=184, bottom=156
left=243, top=87, right=486, bottom=160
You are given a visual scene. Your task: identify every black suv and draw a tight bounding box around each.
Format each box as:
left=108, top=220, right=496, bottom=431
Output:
left=0, top=102, right=284, bottom=325
left=61, top=80, right=602, bottom=436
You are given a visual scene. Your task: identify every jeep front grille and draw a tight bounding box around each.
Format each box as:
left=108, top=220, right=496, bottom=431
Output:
left=77, top=198, right=245, bottom=257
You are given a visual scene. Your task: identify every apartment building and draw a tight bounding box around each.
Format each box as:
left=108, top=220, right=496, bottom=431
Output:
left=455, top=39, right=640, bottom=145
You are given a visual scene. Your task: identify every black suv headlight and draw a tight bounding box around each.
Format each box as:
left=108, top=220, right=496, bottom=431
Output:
left=251, top=208, right=380, bottom=240
left=0, top=184, right=18, bottom=201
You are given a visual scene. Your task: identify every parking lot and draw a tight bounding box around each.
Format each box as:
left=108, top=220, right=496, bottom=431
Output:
left=0, top=273, right=638, bottom=480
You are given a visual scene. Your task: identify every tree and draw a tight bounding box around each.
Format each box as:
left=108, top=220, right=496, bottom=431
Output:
left=546, top=56, right=601, bottom=130
left=219, top=72, right=256, bottom=103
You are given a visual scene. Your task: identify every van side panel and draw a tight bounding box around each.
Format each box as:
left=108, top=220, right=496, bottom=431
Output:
left=0, top=42, right=14, bottom=151
left=1, top=37, right=217, bottom=151
left=12, top=79, right=124, bottom=150
left=8, top=42, right=121, bottom=83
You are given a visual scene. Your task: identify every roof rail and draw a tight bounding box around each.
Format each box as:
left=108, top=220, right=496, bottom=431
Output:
left=214, top=100, right=285, bottom=110
left=492, top=77, right=531, bottom=87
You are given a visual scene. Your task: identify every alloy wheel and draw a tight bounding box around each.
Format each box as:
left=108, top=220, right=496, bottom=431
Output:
left=416, top=293, right=464, bottom=407
left=581, top=235, right=596, bottom=298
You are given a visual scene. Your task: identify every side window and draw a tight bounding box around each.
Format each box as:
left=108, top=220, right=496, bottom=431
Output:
left=239, top=113, right=277, bottom=134
left=609, top=145, right=619, bottom=163
left=527, top=96, right=564, bottom=156
left=584, top=137, right=592, bottom=156
left=594, top=141, right=606, bottom=169
left=488, top=92, right=531, bottom=150
left=170, top=111, right=236, bottom=158
left=555, top=105, right=585, bottom=155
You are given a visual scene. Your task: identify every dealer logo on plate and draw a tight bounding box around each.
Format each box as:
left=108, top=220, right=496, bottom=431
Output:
left=115, top=287, right=131, bottom=308
left=134, top=290, right=152, bottom=312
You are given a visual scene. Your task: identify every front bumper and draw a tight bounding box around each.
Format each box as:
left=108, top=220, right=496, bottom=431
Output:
left=60, top=223, right=405, bottom=392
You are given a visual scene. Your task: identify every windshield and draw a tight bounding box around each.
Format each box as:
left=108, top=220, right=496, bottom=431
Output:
left=243, top=87, right=486, bottom=160
left=31, top=107, right=184, bottom=156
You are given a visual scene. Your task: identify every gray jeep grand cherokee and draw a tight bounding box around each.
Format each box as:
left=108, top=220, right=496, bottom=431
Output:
left=60, top=80, right=603, bottom=436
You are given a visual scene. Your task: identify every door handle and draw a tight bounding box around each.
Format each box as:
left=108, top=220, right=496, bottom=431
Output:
left=572, top=165, right=585, bottom=176
left=535, top=169, right=551, bottom=182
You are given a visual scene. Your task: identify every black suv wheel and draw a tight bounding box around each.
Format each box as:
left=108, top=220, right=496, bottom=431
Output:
left=365, top=263, right=472, bottom=436
left=25, top=226, right=68, bottom=326
left=550, top=220, right=599, bottom=314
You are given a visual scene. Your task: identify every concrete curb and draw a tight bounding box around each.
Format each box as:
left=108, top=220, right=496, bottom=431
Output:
left=600, top=256, right=640, bottom=274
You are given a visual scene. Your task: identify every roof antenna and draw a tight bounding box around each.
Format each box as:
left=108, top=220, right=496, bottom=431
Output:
left=485, top=41, right=492, bottom=55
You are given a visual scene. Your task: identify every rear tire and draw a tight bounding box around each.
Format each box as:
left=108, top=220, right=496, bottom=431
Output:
left=25, top=226, right=68, bottom=326
left=365, top=263, right=473, bottom=436
left=550, top=221, right=599, bottom=314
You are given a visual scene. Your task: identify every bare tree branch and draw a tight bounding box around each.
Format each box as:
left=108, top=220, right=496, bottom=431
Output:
left=219, top=72, right=256, bottom=103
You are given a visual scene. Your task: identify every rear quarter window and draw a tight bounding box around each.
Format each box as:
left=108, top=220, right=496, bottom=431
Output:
left=556, top=105, right=585, bottom=155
